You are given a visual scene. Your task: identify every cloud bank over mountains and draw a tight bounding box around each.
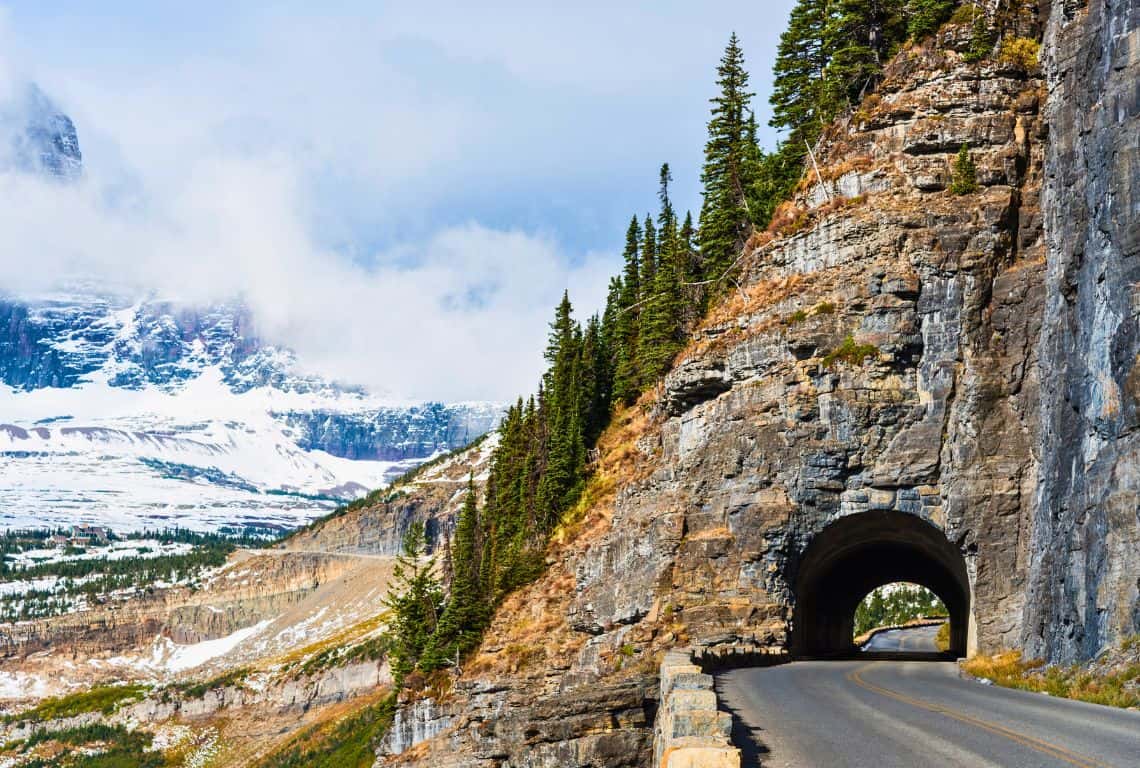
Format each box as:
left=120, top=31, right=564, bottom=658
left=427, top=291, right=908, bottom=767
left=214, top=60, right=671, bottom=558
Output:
left=0, top=2, right=790, bottom=401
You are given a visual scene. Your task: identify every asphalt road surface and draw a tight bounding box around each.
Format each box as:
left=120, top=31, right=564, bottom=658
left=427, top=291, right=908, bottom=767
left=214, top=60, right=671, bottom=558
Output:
left=862, top=623, right=942, bottom=652
left=716, top=631, right=1140, bottom=767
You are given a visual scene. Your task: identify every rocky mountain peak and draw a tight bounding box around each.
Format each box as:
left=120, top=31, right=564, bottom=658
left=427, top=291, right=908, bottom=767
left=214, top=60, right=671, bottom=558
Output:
left=0, top=83, right=82, bottom=181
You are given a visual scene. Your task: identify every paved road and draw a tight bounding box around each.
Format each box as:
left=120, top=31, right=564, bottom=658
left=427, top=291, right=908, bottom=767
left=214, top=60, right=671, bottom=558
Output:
left=862, top=623, right=942, bottom=652
left=716, top=637, right=1140, bottom=767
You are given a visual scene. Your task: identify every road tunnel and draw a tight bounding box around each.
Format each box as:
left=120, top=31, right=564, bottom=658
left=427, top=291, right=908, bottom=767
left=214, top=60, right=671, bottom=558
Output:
left=789, top=510, right=970, bottom=657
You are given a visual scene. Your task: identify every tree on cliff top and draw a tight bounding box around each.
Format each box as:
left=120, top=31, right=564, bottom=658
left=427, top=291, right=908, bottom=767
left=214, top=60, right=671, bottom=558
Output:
left=699, top=33, right=756, bottom=284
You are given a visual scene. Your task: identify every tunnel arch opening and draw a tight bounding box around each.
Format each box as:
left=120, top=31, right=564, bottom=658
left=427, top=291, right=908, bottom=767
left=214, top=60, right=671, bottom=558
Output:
left=790, top=510, right=970, bottom=657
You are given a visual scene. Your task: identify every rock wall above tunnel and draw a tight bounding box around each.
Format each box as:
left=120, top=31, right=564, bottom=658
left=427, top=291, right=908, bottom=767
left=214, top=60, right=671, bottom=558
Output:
left=572, top=26, right=1049, bottom=659
left=1026, top=0, right=1140, bottom=662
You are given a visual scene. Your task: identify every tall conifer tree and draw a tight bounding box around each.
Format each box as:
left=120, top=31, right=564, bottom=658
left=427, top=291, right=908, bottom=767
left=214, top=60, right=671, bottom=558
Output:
left=613, top=218, right=642, bottom=404
left=384, top=522, right=443, bottom=682
left=424, top=479, right=485, bottom=667
left=639, top=165, right=684, bottom=383
left=822, top=0, right=907, bottom=108
left=770, top=0, right=832, bottom=149
left=699, top=33, right=756, bottom=286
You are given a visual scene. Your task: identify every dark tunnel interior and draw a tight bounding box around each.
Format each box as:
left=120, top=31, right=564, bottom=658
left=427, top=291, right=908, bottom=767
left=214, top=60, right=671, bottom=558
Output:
left=790, top=511, right=970, bottom=657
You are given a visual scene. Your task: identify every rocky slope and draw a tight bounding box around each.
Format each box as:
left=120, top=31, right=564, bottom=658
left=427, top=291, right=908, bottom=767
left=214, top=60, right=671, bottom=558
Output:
left=283, top=433, right=500, bottom=557
left=374, top=2, right=1138, bottom=765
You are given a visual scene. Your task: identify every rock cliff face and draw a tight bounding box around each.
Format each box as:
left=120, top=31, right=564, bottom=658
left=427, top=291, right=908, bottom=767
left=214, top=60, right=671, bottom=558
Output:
left=1027, top=0, right=1140, bottom=662
left=380, top=3, right=1139, bottom=764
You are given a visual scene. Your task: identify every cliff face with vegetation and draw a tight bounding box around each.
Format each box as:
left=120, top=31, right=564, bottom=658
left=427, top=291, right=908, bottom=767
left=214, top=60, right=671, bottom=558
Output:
left=375, top=2, right=1138, bottom=765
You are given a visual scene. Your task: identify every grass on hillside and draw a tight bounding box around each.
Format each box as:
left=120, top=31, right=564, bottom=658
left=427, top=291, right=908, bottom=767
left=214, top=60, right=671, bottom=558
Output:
left=253, top=691, right=396, bottom=768
left=3, top=684, right=149, bottom=724
left=823, top=335, right=879, bottom=368
left=963, top=650, right=1140, bottom=709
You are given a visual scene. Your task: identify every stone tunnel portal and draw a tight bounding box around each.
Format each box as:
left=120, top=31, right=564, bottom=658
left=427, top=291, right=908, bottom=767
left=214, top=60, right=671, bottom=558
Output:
left=790, top=510, right=970, bottom=657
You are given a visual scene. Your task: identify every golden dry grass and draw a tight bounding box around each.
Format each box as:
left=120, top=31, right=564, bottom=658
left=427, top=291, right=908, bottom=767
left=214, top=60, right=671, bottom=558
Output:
left=963, top=651, right=1140, bottom=709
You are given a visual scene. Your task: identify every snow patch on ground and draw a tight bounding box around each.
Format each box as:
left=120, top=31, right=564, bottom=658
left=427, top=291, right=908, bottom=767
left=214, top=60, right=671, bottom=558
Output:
left=105, top=620, right=276, bottom=674
left=0, top=671, right=54, bottom=700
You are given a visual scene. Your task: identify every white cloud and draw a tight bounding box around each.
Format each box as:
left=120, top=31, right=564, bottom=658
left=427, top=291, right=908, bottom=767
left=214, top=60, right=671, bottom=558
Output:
left=0, top=157, right=614, bottom=401
left=0, top=2, right=795, bottom=401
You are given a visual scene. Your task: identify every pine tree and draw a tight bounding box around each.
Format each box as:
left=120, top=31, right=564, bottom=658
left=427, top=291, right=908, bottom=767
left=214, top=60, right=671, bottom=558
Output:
left=677, top=211, right=704, bottom=327
left=906, top=0, right=957, bottom=39
left=699, top=33, right=756, bottom=287
left=963, top=3, right=995, bottom=63
left=640, top=214, right=657, bottom=297
left=612, top=218, right=642, bottom=405
left=770, top=0, right=832, bottom=149
left=639, top=165, right=685, bottom=384
left=579, top=315, right=610, bottom=447
left=383, top=521, right=443, bottom=683
left=950, top=143, right=978, bottom=194
left=536, top=292, right=584, bottom=531
left=822, top=0, right=907, bottom=110
left=424, top=479, right=485, bottom=667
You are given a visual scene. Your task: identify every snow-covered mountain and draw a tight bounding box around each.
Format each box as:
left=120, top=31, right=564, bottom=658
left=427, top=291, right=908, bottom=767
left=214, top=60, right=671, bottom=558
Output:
left=0, top=289, right=502, bottom=533
left=0, top=87, right=502, bottom=534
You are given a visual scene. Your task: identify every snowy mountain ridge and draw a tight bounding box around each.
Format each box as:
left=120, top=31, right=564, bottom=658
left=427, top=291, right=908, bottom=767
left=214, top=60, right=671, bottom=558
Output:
left=0, top=290, right=503, bottom=533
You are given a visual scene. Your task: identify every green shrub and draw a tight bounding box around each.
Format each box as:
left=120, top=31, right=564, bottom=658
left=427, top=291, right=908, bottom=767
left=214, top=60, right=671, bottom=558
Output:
left=949, top=3, right=979, bottom=24
left=822, top=335, right=879, bottom=368
left=908, top=0, right=957, bottom=40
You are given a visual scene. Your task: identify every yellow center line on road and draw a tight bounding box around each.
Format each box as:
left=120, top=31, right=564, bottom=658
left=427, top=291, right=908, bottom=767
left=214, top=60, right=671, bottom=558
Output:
left=846, top=663, right=1116, bottom=768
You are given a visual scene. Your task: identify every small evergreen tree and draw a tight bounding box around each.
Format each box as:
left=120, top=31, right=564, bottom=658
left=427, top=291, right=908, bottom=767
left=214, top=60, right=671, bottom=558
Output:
left=639, top=214, right=658, bottom=298
left=383, top=521, right=443, bottom=684
left=963, top=3, right=995, bottom=63
left=612, top=218, right=642, bottom=404
left=950, top=143, right=978, bottom=194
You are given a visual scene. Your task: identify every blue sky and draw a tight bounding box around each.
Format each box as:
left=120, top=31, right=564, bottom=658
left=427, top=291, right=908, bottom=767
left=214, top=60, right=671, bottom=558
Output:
left=0, top=2, right=797, bottom=400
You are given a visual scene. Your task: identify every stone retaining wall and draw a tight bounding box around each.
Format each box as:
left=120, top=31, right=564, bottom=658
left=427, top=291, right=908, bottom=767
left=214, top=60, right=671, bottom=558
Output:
left=653, top=649, right=740, bottom=768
